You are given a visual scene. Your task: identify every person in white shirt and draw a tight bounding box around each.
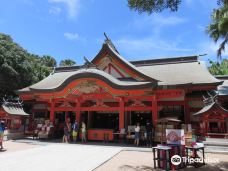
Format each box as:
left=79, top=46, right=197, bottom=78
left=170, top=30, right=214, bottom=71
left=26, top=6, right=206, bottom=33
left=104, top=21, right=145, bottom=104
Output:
left=134, top=123, right=140, bottom=146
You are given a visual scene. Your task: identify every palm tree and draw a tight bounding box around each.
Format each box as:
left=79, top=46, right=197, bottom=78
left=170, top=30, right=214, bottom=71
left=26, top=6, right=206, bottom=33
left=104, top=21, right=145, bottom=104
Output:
left=41, top=55, right=57, bottom=67
left=207, top=2, right=228, bottom=59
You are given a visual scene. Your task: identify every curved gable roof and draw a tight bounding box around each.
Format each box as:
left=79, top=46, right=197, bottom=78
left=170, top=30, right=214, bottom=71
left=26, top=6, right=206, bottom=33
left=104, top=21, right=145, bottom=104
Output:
left=2, top=102, right=29, bottom=116
left=17, top=68, right=156, bottom=93
left=92, top=41, right=159, bottom=82
left=194, top=102, right=228, bottom=116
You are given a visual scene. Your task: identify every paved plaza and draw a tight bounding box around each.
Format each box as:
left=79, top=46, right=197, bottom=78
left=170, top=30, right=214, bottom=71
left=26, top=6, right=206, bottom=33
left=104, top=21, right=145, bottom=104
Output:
left=0, top=142, right=122, bottom=171
left=1, top=140, right=228, bottom=171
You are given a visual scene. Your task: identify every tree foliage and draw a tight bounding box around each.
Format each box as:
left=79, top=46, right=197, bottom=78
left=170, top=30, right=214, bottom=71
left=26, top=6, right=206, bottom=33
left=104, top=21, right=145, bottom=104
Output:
left=59, top=59, right=76, bottom=66
left=40, top=55, right=57, bottom=67
left=207, top=0, right=228, bottom=58
left=208, top=59, right=228, bottom=75
left=128, top=0, right=181, bottom=14
left=0, top=33, right=57, bottom=99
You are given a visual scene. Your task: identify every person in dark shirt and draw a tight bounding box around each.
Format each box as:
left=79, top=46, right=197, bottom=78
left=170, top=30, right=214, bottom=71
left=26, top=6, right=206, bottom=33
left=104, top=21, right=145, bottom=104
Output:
left=146, top=119, right=154, bottom=147
left=72, top=120, right=78, bottom=143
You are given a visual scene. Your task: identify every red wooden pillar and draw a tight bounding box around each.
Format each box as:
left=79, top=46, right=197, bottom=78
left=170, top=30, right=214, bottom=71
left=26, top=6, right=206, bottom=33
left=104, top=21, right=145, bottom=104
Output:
left=152, top=96, right=158, bottom=126
left=50, top=101, right=55, bottom=125
left=119, top=97, right=125, bottom=131
left=221, top=117, right=225, bottom=133
left=204, top=116, right=208, bottom=134
left=184, top=98, right=190, bottom=124
left=75, top=98, right=81, bottom=123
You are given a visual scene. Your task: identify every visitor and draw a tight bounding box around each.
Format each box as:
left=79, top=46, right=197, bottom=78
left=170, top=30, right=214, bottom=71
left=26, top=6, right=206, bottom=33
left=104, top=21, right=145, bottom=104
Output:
left=0, top=121, right=5, bottom=150
left=66, top=118, right=71, bottom=142
left=62, top=122, right=68, bottom=143
left=81, top=121, right=86, bottom=143
left=146, top=119, right=153, bottom=147
left=134, top=123, right=140, bottom=147
left=72, top=120, right=78, bottom=143
left=62, top=119, right=70, bottom=143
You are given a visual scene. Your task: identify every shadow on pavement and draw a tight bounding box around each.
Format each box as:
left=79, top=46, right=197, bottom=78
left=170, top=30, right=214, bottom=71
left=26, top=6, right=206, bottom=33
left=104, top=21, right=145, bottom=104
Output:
left=12, top=137, right=149, bottom=148
left=0, top=148, right=7, bottom=152
left=118, top=162, right=228, bottom=171
left=119, top=165, right=155, bottom=171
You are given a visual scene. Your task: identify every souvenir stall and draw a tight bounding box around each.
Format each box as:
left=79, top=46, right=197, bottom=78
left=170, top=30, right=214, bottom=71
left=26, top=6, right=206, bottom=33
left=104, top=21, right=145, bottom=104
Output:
left=154, top=117, right=181, bottom=144
left=152, top=117, right=205, bottom=170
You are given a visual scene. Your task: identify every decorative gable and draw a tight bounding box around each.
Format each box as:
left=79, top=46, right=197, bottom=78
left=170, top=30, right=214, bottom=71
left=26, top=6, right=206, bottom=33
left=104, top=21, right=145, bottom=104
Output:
left=91, top=37, right=158, bottom=82
left=98, top=55, right=129, bottom=78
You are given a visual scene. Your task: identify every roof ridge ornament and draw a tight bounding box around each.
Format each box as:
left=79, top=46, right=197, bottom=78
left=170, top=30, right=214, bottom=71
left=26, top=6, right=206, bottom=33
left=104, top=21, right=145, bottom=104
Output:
left=202, top=91, right=219, bottom=106
left=83, top=56, right=98, bottom=69
left=2, top=96, right=23, bottom=107
left=104, top=32, right=119, bottom=54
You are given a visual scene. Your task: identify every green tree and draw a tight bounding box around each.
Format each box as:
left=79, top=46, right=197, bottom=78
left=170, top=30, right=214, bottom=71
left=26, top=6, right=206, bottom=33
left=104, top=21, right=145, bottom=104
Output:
left=208, top=59, right=228, bottom=75
left=0, top=33, right=55, bottom=99
left=207, top=0, right=228, bottom=58
left=128, top=0, right=181, bottom=14
left=59, top=59, right=76, bottom=66
left=40, top=55, right=57, bottom=67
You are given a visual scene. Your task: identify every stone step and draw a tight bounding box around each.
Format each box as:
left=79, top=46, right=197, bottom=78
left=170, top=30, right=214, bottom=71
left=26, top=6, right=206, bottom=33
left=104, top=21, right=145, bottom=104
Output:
left=205, top=146, right=228, bottom=153
left=203, top=138, right=228, bottom=147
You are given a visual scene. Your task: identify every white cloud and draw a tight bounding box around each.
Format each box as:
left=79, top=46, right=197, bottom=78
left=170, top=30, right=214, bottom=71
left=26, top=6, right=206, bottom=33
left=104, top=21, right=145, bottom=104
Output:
left=130, top=14, right=187, bottom=38
left=49, top=6, right=62, bottom=15
left=64, top=32, right=79, bottom=40
left=114, top=36, right=193, bottom=60
left=48, top=0, right=80, bottom=18
left=114, top=14, right=190, bottom=58
left=199, top=41, right=228, bottom=57
left=117, top=37, right=192, bottom=52
left=133, top=15, right=186, bottom=29
left=153, top=15, right=186, bottom=26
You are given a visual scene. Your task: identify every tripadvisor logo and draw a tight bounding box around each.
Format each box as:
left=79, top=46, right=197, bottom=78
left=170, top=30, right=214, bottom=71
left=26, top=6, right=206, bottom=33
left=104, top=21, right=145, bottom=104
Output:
left=171, top=154, right=219, bottom=165
left=171, top=155, right=182, bottom=165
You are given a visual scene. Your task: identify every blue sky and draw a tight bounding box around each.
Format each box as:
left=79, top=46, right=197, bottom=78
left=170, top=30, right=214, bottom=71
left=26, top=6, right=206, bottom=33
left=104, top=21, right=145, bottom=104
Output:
left=0, top=0, right=227, bottom=65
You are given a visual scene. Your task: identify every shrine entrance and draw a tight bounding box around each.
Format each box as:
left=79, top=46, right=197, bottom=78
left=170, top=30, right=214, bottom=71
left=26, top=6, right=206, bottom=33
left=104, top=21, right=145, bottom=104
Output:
left=90, top=111, right=119, bottom=131
left=209, top=122, right=219, bottom=133
left=130, top=111, right=152, bottom=126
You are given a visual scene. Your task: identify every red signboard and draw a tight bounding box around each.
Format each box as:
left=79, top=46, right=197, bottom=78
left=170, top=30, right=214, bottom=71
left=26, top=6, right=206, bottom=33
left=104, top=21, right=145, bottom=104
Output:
left=156, top=89, right=184, bottom=99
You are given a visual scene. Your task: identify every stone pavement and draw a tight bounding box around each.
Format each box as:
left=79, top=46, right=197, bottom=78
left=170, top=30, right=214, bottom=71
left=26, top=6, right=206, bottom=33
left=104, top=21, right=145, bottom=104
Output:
left=0, top=143, right=123, bottom=171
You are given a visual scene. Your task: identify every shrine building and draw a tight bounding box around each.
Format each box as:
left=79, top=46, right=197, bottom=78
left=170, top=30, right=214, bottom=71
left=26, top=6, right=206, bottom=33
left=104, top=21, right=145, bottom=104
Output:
left=16, top=38, right=228, bottom=140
